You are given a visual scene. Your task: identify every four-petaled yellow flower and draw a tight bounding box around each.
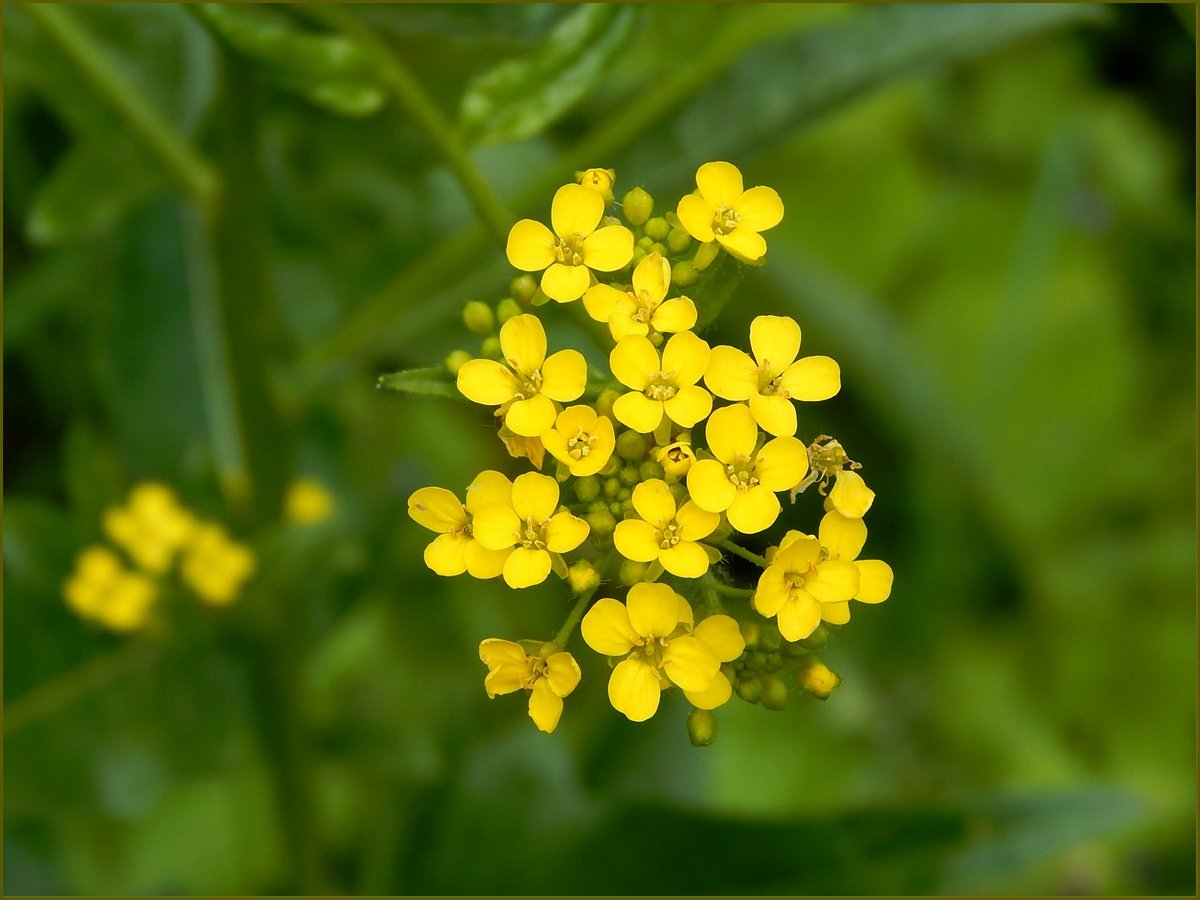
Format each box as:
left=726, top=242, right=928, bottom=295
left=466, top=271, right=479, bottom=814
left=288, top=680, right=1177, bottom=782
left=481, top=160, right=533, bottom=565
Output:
left=816, top=510, right=893, bottom=608
left=613, top=479, right=718, bottom=577
left=610, top=331, right=712, bottom=434
left=63, top=546, right=158, bottom=632
left=541, top=406, right=615, bottom=477
left=181, top=524, right=256, bottom=606
left=457, top=314, right=587, bottom=437
left=687, top=404, right=809, bottom=534
left=506, top=183, right=634, bottom=302
left=103, top=482, right=195, bottom=574
left=582, top=252, right=697, bottom=341
left=472, top=472, right=589, bottom=588
left=479, top=639, right=581, bottom=733
left=581, top=583, right=742, bottom=721
left=705, top=315, right=841, bottom=437
left=676, top=161, right=784, bottom=263
left=752, top=531, right=860, bottom=641
left=408, top=470, right=515, bottom=578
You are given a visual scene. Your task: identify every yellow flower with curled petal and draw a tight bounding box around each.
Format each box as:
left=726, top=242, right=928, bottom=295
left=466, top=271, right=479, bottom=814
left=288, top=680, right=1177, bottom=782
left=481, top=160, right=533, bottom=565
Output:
left=582, top=252, right=697, bottom=341
left=506, top=184, right=634, bottom=302
left=408, top=470, right=514, bottom=578
left=581, top=583, right=740, bottom=722
left=817, top=510, right=893, bottom=608
left=540, top=406, right=615, bottom=477
left=181, top=523, right=256, bottom=606
left=479, top=639, right=581, bottom=733
left=103, top=482, right=195, bottom=574
left=705, top=315, right=840, bottom=437
left=471, top=472, right=589, bottom=588
left=610, top=331, right=712, bottom=434
left=613, top=479, right=718, bottom=577
left=753, top=531, right=860, bottom=641
left=686, top=404, right=808, bottom=534
left=676, top=161, right=783, bottom=263
left=63, top=546, right=158, bottom=633
left=457, top=314, right=587, bottom=437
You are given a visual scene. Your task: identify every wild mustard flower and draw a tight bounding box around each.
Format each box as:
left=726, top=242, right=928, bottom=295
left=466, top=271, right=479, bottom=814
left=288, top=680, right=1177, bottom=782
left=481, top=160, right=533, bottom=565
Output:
left=506, top=183, right=634, bottom=302
left=582, top=252, right=697, bottom=341
left=63, top=546, right=158, bottom=632
left=705, top=315, right=841, bottom=437
left=479, top=639, right=581, bottom=733
left=408, top=470, right=515, bottom=578
left=817, top=510, right=894, bottom=606
left=103, top=482, right=195, bottom=574
left=286, top=477, right=334, bottom=524
left=457, top=313, right=587, bottom=437
left=613, top=479, right=718, bottom=577
left=576, top=167, right=616, bottom=202
left=676, top=161, right=783, bottom=263
left=181, top=524, right=256, bottom=606
left=610, top=331, right=712, bottom=434
left=753, top=531, right=860, bottom=640
left=540, top=406, right=615, bottom=477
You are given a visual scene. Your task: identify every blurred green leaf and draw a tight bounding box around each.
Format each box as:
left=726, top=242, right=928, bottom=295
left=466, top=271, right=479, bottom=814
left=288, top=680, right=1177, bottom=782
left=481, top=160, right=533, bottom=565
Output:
left=377, top=367, right=461, bottom=400
left=458, top=4, right=640, bottom=147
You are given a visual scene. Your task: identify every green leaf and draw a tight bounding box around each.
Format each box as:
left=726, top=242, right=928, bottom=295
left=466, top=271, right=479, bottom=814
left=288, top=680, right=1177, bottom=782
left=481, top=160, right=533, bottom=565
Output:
left=377, top=367, right=461, bottom=400
left=190, top=4, right=387, bottom=118
left=458, top=4, right=640, bottom=147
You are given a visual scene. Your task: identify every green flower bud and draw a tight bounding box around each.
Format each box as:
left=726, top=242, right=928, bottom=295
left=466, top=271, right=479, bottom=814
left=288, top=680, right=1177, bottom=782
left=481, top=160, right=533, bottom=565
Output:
left=638, top=459, right=665, bottom=481
left=598, top=455, right=622, bottom=478
left=444, top=349, right=472, bottom=375
left=567, top=560, right=601, bottom=594
left=620, top=497, right=635, bottom=514
left=610, top=500, right=625, bottom=516
left=760, top=675, right=789, bottom=710
left=671, top=261, right=699, bottom=288
left=650, top=242, right=669, bottom=257
left=554, top=461, right=571, bottom=483
left=619, top=558, right=648, bottom=586
left=603, top=477, right=623, bottom=498
left=740, top=620, right=762, bottom=649
left=616, top=430, right=648, bottom=461
left=736, top=675, right=763, bottom=704
left=595, top=388, right=620, bottom=420
left=782, top=640, right=809, bottom=659
left=637, top=235, right=655, bottom=251
left=644, top=217, right=670, bottom=241
left=693, top=241, right=720, bottom=271
left=586, top=507, right=617, bottom=537
left=530, top=288, right=550, bottom=307
left=574, top=475, right=601, bottom=503
left=462, top=300, right=495, bottom=335
left=667, top=227, right=692, bottom=255
left=622, top=186, right=653, bottom=226
left=480, top=336, right=502, bottom=359
left=764, top=652, right=784, bottom=673
left=761, top=626, right=782, bottom=652
left=747, top=651, right=766, bottom=671
left=511, top=274, right=538, bottom=303
left=630, top=246, right=648, bottom=268
left=687, top=708, right=718, bottom=747
left=619, top=465, right=641, bottom=487
left=495, top=297, right=522, bottom=324
left=800, top=624, right=830, bottom=649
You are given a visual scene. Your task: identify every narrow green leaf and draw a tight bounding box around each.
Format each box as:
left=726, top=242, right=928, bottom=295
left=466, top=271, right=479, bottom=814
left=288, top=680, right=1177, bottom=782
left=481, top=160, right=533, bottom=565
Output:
left=377, top=367, right=461, bottom=400
left=458, top=4, right=641, bottom=147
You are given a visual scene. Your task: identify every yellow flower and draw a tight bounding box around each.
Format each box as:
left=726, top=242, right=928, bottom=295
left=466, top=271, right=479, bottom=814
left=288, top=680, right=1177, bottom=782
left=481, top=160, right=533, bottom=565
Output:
left=285, top=478, right=334, bottom=525
left=408, top=470, right=515, bottom=578
left=582, top=252, right=697, bottom=340
left=103, top=482, right=195, bottom=574
left=479, top=639, right=581, bottom=733
left=686, top=404, right=808, bottom=534
left=457, top=314, right=587, bottom=437
left=506, top=183, right=634, bottom=302
left=705, top=315, right=840, bottom=437
left=610, top=331, right=712, bottom=434
left=540, top=405, right=615, bottom=477
left=828, top=469, right=875, bottom=519
left=581, top=583, right=741, bottom=721
left=752, top=530, right=860, bottom=641
left=471, top=472, right=589, bottom=588
left=63, top=546, right=158, bottom=633
left=816, top=510, right=894, bottom=607
left=675, top=161, right=783, bottom=263
left=613, top=479, right=718, bottom=577
left=577, top=167, right=616, bottom=201
left=655, top=435, right=696, bottom=481
left=181, top=524, right=256, bottom=606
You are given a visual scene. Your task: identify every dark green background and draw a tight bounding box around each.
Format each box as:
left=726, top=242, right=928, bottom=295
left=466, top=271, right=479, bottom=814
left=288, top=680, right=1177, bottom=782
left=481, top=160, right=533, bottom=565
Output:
left=4, top=4, right=1195, bottom=895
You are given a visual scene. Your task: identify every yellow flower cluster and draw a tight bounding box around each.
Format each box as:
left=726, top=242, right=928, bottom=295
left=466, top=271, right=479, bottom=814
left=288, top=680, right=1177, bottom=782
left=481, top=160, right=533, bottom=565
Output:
left=406, top=163, right=892, bottom=740
left=63, top=481, right=256, bottom=633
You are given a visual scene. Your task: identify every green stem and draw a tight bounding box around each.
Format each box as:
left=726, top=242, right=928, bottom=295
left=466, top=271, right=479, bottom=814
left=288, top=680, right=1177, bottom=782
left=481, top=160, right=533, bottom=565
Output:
left=553, top=588, right=598, bottom=648
left=301, top=5, right=513, bottom=245
left=717, top=540, right=768, bottom=569
left=711, top=581, right=754, bottom=599
left=23, top=4, right=219, bottom=208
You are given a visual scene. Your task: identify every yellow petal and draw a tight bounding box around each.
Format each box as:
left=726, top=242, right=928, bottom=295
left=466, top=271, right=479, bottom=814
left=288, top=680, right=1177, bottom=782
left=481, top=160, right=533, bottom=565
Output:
left=649, top=297, right=697, bottom=334
left=470, top=503, right=521, bottom=550
left=502, top=546, right=552, bottom=588
left=613, top=519, right=661, bottom=563
left=749, top=315, right=800, bottom=375
left=695, top=160, right=743, bottom=207
left=658, top=540, right=710, bottom=577
left=632, top=252, right=670, bottom=304
left=464, top=470, right=513, bottom=515
left=754, top=435, right=809, bottom=492
left=675, top=593, right=695, bottom=629
left=818, top=510, right=867, bottom=561
left=717, top=227, right=767, bottom=262
left=734, top=186, right=784, bottom=232
left=675, top=501, right=719, bottom=541
left=456, top=359, right=518, bottom=405
left=499, top=314, right=547, bottom=374
left=551, top=182, right=603, bottom=238
left=544, top=511, right=588, bottom=552
left=528, top=679, right=564, bottom=732
left=775, top=537, right=820, bottom=570
left=830, top=469, right=875, bottom=518
left=505, top=394, right=556, bottom=437
left=726, top=486, right=780, bottom=534
left=506, top=219, right=556, bottom=271
left=613, top=392, right=662, bottom=433
left=631, top=478, right=676, bottom=527
left=662, top=331, right=710, bottom=386
left=582, top=597, right=639, bottom=655
left=609, top=334, right=659, bottom=390
left=582, top=283, right=626, bottom=324
left=541, top=262, right=591, bottom=303
left=407, top=487, right=467, bottom=532
left=705, top=403, right=757, bottom=464
left=686, top=459, right=736, bottom=513
left=511, top=472, right=559, bottom=522
left=779, top=356, right=840, bottom=401
left=748, top=393, right=797, bottom=438
left=540, top=350, right=587, bottom=402
left=479, top=637, right=527, bottom=668
left=753, top=566, right=790, bottom=617
left=692, top=614, right=745, bottom=663
left=423, top=532, right=469, bottom=575
left=663, top=385, right=712, bottom=429
left=777, top=593, right=822, bottom=641
left=626, top=582, right=682, bottom=639
left=806, top=559, right=860, bottom=603
left=676, top=193, right=716, bottom=242
left=582, top=225, right=634, bottom=271
left=608, top=658, right=662, bottom=722
left=703, top=346, right=758, bottom=400
left=554, top=404, right=597, bottom=434
left=662, top=635, right=719, bottom=692
left=854, top=560, right=893, bottom=603
left=821, top=600, right=852, bottom=625
left=544, top=652, right=581, bottom=697
left=684, top=671, right=733, bottom=710
left=485, top=662, right=529, bottom=697
left=464, top=541, right=511, bottom=579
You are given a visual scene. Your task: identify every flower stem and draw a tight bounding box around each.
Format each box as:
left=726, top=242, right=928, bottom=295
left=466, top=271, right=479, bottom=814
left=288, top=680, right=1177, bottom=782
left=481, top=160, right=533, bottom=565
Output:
left=553, top=587, right=598, bottom=648
left=711, top=581, right=754, bottom=599
left=717, top=540, right=768, bottom=569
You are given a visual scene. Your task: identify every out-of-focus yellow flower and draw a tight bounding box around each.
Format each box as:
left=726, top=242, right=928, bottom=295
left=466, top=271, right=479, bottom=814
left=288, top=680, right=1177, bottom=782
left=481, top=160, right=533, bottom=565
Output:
left=817, top=510, right=893, bottom=606
left=610, top=331, right=712, bottom=434
left=797, top=659, right=840, bottom=699
left=408, top=471, right=515, bottom=578
left=63, top=546, right=158, bottom=632
left=705, top=315, right=840, bottom=437
left=576, top=167, right=616, bottom=202
left=676, top=161, right=783, bottom=263
left=540, top=406, right=615, bottom=477
left=103, top=482, right=195, bottom=575
left=285, top=478, right=334, bottom=525
left=753, top=531, right=859, bottom=641
left=506, top=184, right=633, bottom=302
left=686, top=404, right=807, bottom=534
left=655, top=435, right=696, bottom=481
left=457, top=314, right=587, bottom=437
left=471, top=473, right=589, bottom=589
left=479, top=639, right=581, bottom=733
left=582, top=252, right=697, bottom=341
left=181, top=524, right=256, bottom=606
left=613, top=479, right=718, bottom=578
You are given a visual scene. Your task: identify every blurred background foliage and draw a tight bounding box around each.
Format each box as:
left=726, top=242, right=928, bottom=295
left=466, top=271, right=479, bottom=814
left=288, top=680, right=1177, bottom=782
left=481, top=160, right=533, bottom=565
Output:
left=3, top=3, right=1195, bottom=895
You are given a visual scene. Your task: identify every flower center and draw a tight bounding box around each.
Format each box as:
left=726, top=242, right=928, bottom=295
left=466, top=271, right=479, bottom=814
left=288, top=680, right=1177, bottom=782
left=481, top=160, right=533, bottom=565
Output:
left=635, top=635, right=669, bottom=669
left=644, top=371, right=678, bottom=401
left=657, top=520, right=682, bottom=549
left=567, top=428, right=597, bottom=460
left=757, top=370, right=790, bottom=398
left=512, top=369, right=544, bottom=400
left=713, top=205, right=741, bottom=236
left=785, top=562, right=818, bottom=595
left=554, top=233, right=586, bottom=266
left=630, top=288, right=657, bottom=324
left=519, top=517, right=548, bottom=550
left=725, top=456, right=760, bottom=492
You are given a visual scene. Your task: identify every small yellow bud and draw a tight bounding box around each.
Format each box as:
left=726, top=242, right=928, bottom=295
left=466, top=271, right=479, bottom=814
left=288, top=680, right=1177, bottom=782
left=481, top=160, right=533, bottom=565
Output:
left=444, top=349, right=472, bottom=374
left=567, top=560, right=601, bottom=594
left=577, top=167, right=616, bottom=201
left=687, top=708, right=718, bottom=747
left=693, top=241, right=720, bottom=271
left=495, top=297, right=522, bottom=324
left=462, top=300, right=495, bottom=334
left=510, top=274, right=538, bottom=303
left=644, top=217, right=670, bottom=241
left=655, top=439, right=695, bottom=481
left=670, top=261, right=699, bottom=288
left=798, top=660, right=840, bottom=699
left=621, top=186, right=653, bottom=226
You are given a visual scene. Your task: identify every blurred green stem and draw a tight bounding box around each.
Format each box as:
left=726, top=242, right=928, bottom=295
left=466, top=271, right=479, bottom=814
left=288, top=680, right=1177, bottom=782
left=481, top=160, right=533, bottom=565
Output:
left=710, top=581, right=754, bottom=599
left=554, top=587, right=598, bottom=648
left=717, top=540, right=768, bottom=569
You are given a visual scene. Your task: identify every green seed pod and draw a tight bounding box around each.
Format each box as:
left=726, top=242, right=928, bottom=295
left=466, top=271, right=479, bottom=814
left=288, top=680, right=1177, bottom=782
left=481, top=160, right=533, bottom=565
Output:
left=736, top=675, right=763, bottom=704
left=644, top=216, right=670, bottom=241
left=638, top=459, right=665, bottom=481
left=444, top=349, right=472, bottom=375
left=510, top=274, right=538, bottom=303
left=619, top=558, right=649, bottom=586
left=616, top=430, right=648, bottom=461
left=574, top=475, right=600, bottom=503
left=619, top=465, right=641, bottom=487
left=586, top=507, right=617, bottom=537
left=760, top=675, right=789, bottom=710
left=603, top=477, right=623, bottom=498
left=495, top=297, right=522, bottom=324
left=671, top=261, right=699, bottom=288
left=598, top=456, right=622, bottom=478
left=462, top=300, right=495, bottom=335
left=687, top=708, right=718, bottom=747
left=622, top=186, right=653, bottom=226
left=595, top=388, right=620, bottom=420
left=667, top=227, right=692, bottom=254
left=480, top=336, right=502, bottom=359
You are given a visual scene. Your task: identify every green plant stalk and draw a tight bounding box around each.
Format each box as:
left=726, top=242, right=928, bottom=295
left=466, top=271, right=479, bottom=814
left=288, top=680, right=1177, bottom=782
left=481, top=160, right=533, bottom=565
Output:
left=23, top=3, right=219, bottom=209
left=717, top=540, right=768, bottom=569
left=554, top=587, right=598, bottom=648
